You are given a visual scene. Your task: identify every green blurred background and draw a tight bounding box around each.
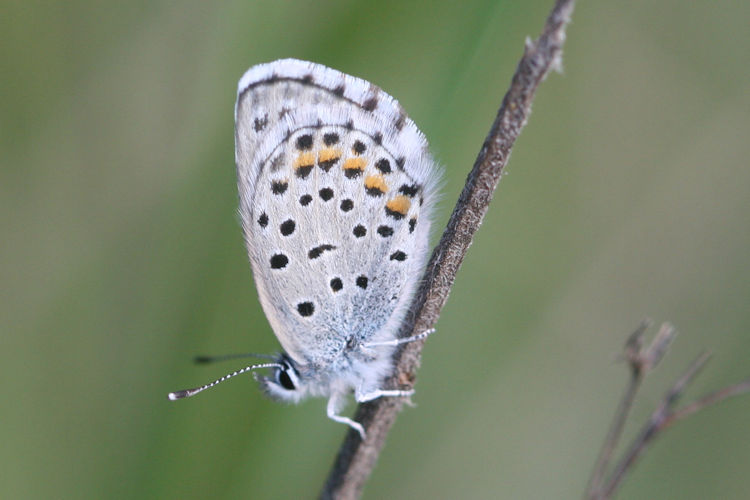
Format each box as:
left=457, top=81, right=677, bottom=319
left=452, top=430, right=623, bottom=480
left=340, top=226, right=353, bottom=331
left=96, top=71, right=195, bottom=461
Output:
left=3, top=0, right=749, bottom=498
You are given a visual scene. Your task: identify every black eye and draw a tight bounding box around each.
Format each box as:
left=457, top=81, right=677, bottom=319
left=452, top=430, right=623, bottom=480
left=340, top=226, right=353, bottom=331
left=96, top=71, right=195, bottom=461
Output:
left=278, top=368, right=295, bottom=390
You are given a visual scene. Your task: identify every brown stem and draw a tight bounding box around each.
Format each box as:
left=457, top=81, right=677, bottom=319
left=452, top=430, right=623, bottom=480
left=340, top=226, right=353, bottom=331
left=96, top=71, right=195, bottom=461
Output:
left=586, top=321, right=676, bottom=499
left=666, top=378, right=750, bottom=425
left=601, top=352, right=712, bottom=498
left=585, top=321, right=750, bottom=500
left=320, top=1, right=577, bottom=498
left=586, top=368, right=644, bottom=499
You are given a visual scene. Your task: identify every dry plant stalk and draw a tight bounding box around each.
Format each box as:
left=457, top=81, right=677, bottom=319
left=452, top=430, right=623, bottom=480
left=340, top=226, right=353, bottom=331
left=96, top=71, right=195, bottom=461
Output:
left=586, top=322, right=750, bottom=500
left=321, top=0, right=577, bottom=498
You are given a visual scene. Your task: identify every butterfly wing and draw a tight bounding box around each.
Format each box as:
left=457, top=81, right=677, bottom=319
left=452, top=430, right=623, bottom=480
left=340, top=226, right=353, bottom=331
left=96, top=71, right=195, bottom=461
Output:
left=234, top=59, right=439, bottom=367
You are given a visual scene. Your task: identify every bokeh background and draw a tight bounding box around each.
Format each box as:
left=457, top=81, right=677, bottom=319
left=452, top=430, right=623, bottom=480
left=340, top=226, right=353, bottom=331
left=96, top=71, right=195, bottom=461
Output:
left=3, top=1, right=749, bottom=498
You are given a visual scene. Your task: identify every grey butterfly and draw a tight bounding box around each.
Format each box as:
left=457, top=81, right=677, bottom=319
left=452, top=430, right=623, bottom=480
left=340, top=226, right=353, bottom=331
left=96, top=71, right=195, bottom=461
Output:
left=169, top=59, right=439, bottom=438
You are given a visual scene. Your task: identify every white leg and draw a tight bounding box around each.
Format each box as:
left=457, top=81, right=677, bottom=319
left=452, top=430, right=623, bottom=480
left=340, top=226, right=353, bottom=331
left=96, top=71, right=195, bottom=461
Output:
left=327, top=395, right=366, bottom=439
left=356, top=387, right=415, bottom=403
left=363, top=328, right=436, bottom=348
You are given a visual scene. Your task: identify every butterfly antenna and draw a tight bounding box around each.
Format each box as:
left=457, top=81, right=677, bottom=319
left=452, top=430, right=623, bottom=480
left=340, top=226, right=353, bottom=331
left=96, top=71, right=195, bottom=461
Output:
left=167, top=362, right=282, bottom=400
left=193, top=352, right=276, bottom=364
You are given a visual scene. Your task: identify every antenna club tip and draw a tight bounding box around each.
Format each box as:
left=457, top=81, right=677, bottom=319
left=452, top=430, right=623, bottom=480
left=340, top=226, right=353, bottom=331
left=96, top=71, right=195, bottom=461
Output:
left=167, top=392, right=183, bottom=401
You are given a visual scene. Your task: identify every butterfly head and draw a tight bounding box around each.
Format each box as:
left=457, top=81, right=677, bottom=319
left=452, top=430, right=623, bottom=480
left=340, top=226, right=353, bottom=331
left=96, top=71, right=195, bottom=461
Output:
left=256, top=353, right=306, bottom=403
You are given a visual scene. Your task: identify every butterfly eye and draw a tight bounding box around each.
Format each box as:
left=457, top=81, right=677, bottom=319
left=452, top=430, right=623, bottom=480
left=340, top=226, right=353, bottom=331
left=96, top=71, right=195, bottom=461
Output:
left=277, top=367, right=296, bottom=390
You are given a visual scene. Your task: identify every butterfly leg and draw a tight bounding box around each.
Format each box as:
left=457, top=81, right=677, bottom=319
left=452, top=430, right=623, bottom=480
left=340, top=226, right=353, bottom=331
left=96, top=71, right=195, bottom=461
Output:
left=363, top=328, right=435, bottom=348
left=327, top=394, right=366, bottom=439
left=355, top=387, right=415, bottom=403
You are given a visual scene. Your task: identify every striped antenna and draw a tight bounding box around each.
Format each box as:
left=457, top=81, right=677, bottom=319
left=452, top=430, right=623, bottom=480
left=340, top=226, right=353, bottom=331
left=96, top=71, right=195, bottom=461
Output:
left=167, top=362, right=282, bottom=400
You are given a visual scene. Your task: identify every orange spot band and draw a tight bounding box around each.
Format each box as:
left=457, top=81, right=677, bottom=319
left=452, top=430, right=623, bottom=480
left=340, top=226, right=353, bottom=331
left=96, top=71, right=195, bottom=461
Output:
left=294, top=152, right=315, bottom=168
left=343, top=157, right=366, bottom=171
left=386, top=195, right=411, bottom=215
left=364, top=174, right=388, bottom=193
left=318, top=148, right=341, bottom=163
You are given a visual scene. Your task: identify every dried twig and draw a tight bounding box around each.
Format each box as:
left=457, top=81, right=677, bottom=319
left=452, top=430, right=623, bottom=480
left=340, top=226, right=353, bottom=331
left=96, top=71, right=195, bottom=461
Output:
left=586, top=321, right=676, bottom=497
left=668, top=378, right=750, bottom=424
left=586, top=323, right=750, bottom=500
left=320, top=1, right=576, bottom=498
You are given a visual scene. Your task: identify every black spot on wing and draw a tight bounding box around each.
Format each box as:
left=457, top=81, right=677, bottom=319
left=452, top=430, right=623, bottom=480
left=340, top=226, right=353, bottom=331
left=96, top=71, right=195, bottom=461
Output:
left=340, top=199, right=354, bottom=212
left=398, top=184, right=419, bottom=197
left=254, top=114, right=268, bottom=132
left=324, top=132, right=339, bottom=146
left=375, top=159, right=391, bottom=174
left=362, top=96, right=378, bottom=111
left=366, top=186, right=385, bottom=197
left=344, top=166, right=363, bottom=179
left=385, top=207, right=406, bottom=220
left=258, top=212, right=268, bottom=228
left=295, top=165, right=313, bottom=179
left=280, top=219, right=295, bottom=236
left=319, top=187, right=334, bottom=201
left=377, top=225, right=393, bottom=237
left=394, top=112, right=406, bottom=131
left=308, top=244, right=336, bottom=259
left=297, top=302, right=314, bottom=316
left=271, top=180, right=288, bottom=195
left=296, top=134, right=313, bottom=151
left=390, top=251, right=407, bottom=261
left=270, top=254, right=288, bottom=269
